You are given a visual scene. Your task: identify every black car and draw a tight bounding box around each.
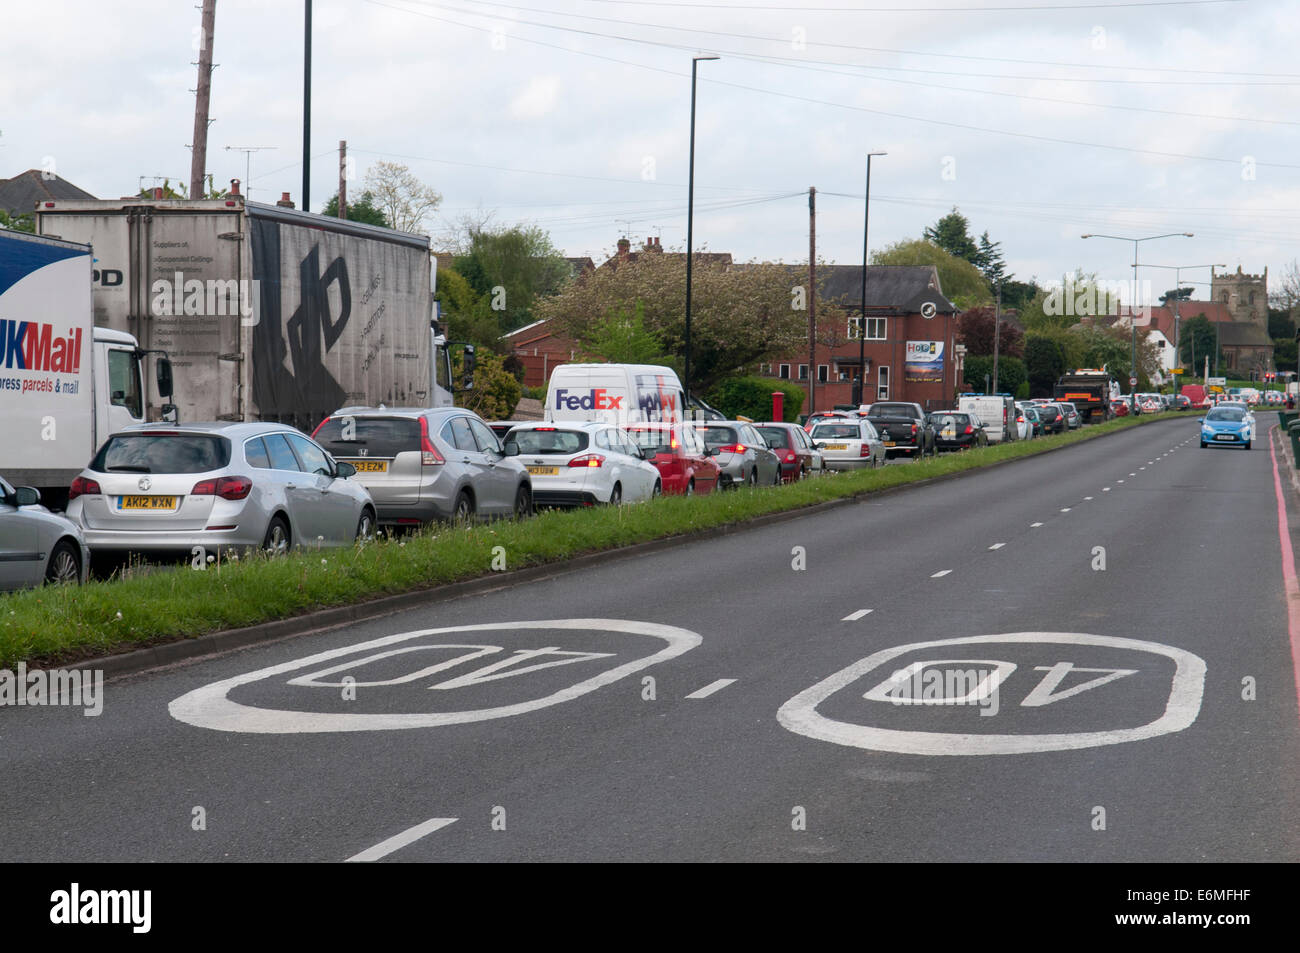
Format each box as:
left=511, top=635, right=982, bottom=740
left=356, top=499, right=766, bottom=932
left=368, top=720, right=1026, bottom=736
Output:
left=929, top=411, right=990, bottom=452
left=1171, top=394, right=1192, bottom=411
left=1036, top=403, right=1067, bottom=434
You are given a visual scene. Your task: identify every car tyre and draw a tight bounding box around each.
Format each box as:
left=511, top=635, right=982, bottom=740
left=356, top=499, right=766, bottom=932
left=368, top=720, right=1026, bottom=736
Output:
left=263, top=516, right=291, bottom=556
left=686, top=479, right=695, bottom=496
left=453, top=490, right=475, bottom=524
left=1200, top=440, right=1207, bottom=448
left=748, top=468, right=758, bottom=488
left=45, top=539, right=81, bottom=586
left=355, top=507, right=375, bottom=542
left=514, top=483, right=533, bottom=519
left=651, top=480, right=662, bottom=499
left=609, top=482, right=622, bottom=505
left=772, top=466, right=781, bottom=486
left=1245, top=440, right=1252, bottom=450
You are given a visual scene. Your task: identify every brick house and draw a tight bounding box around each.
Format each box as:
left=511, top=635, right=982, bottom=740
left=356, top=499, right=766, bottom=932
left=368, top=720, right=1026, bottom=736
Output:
left=757, top=265, right=960, bottom=412
left=0, top=169, right=96, bottom=218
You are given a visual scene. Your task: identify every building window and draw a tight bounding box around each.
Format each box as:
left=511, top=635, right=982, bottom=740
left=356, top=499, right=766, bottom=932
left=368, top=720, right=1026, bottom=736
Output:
left=838, top=369, right=849, bottom=381
left=798, top=364, right=808, bottom=381
left=878, top=365, right=890, bottom=400
left=865, top=317, right=886, bottom=340
left=779, top=363, right=790, bottom=379
left=818, top=364, right=829, bottom=382
left=758, top=363, right=773, bottom=375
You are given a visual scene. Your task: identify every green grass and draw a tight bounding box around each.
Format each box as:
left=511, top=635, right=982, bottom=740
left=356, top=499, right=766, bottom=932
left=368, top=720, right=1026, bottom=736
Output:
left=0, top=411, right=1183, bottom=669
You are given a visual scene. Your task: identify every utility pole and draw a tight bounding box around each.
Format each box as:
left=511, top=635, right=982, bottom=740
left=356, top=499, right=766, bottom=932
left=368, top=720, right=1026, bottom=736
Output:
left=808, top=186, right=816, bottom=415
left=992, top=282, right=1002, bottom=396
left=302, top=0, right=312, bottom=211
left=189, top=0, right=217, bottom=199
left=338, top=140, right=348, bottom=219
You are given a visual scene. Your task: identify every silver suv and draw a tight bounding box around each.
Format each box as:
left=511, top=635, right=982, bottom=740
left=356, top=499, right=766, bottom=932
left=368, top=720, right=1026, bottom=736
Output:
left=313, top=407, right=533, bottom=526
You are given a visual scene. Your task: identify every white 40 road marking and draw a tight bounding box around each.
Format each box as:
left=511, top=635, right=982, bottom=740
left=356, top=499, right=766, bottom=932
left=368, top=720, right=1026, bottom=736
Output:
left=777, top=633, right=1206, bottom=756
left=169, top=619, right=700, bottom=734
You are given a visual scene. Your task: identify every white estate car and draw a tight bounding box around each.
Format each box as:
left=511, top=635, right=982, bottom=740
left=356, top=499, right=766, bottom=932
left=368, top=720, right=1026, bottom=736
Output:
left=503, top=422, right=662, bottom=506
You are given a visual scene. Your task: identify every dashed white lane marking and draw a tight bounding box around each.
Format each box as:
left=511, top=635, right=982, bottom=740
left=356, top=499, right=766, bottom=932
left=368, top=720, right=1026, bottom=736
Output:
left=1060, top=507, right=1072, bottom=512
left=1084, top=496, right=1093, bottom=500
left=989, top=543, right=1005, bottom=550
left=1103, top=487, right=1111, bottom=492
left=842, top=609, right=873, bottom=622
left=1130, top=472, right=1136, bottom=476
left=1118, top=479, right=1125, bottom=483
left=686, top=678, right=737, bottom=699
left=1031, top=522, right=1044, bottom=527
left=346, top=817, right=458, bottom=862
left=931, top=569, right=953, bottom=578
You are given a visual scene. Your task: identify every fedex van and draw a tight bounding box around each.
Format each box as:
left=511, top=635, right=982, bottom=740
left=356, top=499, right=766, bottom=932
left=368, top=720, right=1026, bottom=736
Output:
left=545, top=363, right=684, bottom=427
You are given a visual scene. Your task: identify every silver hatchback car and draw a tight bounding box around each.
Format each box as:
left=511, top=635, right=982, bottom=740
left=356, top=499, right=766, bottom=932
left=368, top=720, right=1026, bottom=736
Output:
left=0, top=475, right=90, bottom=590
left=312, top=407, right=533, bottom=526
left=687, top=420, right=782, bottom=488
left=66, top=422, right=376, bottom=555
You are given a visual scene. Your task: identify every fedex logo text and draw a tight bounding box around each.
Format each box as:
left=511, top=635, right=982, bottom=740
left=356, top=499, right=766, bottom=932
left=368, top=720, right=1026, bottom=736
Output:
left=0, top=320, right=83, bottom=373
left=554, top=388, right=624, bottom=411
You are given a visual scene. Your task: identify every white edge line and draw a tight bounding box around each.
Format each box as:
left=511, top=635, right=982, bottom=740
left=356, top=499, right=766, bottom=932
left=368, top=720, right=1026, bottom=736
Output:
left=931, top=569, right=952, bottom=578
left=685, top=678, right=737, bottom=699
left=346, top=817, right=458, bottom=862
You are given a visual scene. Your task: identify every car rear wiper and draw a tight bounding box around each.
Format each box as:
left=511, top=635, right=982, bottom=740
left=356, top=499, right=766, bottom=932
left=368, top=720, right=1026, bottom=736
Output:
left=106, top=465, right=152, bottom=472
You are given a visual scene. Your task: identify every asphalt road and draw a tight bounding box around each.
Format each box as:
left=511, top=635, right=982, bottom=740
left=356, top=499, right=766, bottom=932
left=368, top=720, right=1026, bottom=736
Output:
left=3, top=415, right=1297, bottom=862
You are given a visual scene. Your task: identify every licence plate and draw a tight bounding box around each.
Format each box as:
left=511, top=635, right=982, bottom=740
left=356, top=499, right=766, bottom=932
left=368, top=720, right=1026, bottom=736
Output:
left=119, top=495, right=177, bottom=510
left=941, top=429, right=955, bottom=439
left=527, top=466, right=559, bottom=475
left=348, top=460, right=388, bottom=473
left=1214, top=434, right=1233, bottom=441
left=825, top=443, right=847, bottom=450
left=883, top=441, right=896, bottom=447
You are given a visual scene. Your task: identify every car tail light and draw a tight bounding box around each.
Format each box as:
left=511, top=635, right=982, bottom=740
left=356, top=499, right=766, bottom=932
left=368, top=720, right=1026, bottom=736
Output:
left=419, top=417, right=445, bottom=467
left=568, top=454, right=605, bottom=468
left=964, top=425, right=974, bottom=435
left=911, top=424, right=918, bottom=435
left=1017, top=415, right=1025, bottom=423
left=717, top=444, right=746, bottom=454
left=783, top=451, right=797, bottom=463
left=191, top=475, right=253, bottom=501
left=310, top=417, right=330, bottom=438
left=68, top=476, right=101, bottom=501
left=860, top=444, right=871, bottom=457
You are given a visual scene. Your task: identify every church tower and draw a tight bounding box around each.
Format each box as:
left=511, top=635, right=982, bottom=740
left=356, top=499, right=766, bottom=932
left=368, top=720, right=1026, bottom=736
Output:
left=1210, top=266, right=1268, bottom=327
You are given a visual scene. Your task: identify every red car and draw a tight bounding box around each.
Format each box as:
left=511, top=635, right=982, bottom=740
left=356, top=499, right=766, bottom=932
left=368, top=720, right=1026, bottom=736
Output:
left=755, top=422, right=821, bottom=482
left=1109, top=399, right=1129, bottom=417
left=626, top=423, right=721, bottom=496
left=802, top=410, right=853, bottom=433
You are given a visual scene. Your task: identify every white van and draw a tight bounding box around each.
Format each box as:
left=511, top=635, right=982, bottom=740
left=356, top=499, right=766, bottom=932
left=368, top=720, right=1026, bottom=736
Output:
left=545, top=363, right=685, bottom=427
left=957, top=393, right=1018, bottom=443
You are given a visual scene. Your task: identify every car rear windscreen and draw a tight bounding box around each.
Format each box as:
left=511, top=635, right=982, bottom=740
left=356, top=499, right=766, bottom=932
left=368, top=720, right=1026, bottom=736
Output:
left=866, top=404, right=911, bottom=417
left=755, top=427, right=790, bottom=448
left=934, top=415, right=970, bottom=428
left=695, top=426, right=738, bottom=446
left=811, top=424, right=861, bottom=439
left=91, top=434, right=231, bottom=474
left=628, top=427, right=674, bottom=450
left=314, top=417, right=421, bottom=457
left=509, top=429, right=589, bottom=454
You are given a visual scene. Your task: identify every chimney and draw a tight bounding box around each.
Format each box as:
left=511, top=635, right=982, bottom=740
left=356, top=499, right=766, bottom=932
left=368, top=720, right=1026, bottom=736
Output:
left=277, top=192, right=295, bottom=209
left=643, top=236, right=663, bottom=253
left=617, top=237, right=631, bottom=258
left=153, top=187, right=164, bottom=200
left=229, top=178, right=241, bottom=196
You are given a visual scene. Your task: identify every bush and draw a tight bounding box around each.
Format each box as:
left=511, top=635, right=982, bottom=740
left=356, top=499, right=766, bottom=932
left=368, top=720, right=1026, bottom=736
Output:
left=704, top=376, right=805, bottom=422
left=962, top=354, right=1026, bottom=396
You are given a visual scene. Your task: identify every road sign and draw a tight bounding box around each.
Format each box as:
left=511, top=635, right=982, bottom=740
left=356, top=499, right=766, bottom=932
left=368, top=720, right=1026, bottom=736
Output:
left=1129, top=377, right=1137, bottom=387
left=1172, top=368, right=1184, bottom=375
left=1208, top=376, right=1226, bottom=386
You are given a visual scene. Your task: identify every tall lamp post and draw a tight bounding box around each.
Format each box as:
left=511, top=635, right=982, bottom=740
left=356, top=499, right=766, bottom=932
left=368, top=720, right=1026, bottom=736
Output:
left=684, top=54, right=719, bottom=409
left=1081, top=232, right=1193, bottom=403
left=855, top=151, right=887, bottom=407
left=1141, top=263, right=1224, bottom=388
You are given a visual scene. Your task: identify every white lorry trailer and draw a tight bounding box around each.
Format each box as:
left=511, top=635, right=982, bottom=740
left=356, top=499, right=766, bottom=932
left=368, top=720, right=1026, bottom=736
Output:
left=34, top=192, right=466, bottom=434
left=1, top=227, right=175, bottom=508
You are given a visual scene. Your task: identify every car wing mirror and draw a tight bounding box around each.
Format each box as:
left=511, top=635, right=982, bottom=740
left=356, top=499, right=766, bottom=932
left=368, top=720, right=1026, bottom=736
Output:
left=503, top=442, right=519, bottom=456
left=335, top=461, right=357, bottom=478
left=15, top=486, right=41, bottom=506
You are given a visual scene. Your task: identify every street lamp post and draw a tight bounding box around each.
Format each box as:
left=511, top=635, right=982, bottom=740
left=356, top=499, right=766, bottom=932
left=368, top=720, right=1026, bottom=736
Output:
left=1081, top=232, right=1193, bottom=406
left=856, top=151, right=887, bottom=407
left=684, top=54, right=719, bottom=409
left=1139, top=263, right=1225, bottom=389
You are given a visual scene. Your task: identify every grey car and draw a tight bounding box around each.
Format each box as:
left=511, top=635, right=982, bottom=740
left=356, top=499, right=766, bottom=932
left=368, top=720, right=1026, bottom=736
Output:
left=313, top=407, right=533, bottom=526
left=0, top=475, right=89, bottom=591
left=1058, top=401, right=1082, bottom=429
left=688, top=421, right=781, bottom=487
left=809, top=419, right=886, bottom=470
left=65, top=422, right=376, bottom=555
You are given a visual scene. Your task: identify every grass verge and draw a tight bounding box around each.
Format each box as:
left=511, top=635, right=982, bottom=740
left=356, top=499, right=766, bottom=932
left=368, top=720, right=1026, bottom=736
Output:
left=0, top=411, right=1186, bottom=668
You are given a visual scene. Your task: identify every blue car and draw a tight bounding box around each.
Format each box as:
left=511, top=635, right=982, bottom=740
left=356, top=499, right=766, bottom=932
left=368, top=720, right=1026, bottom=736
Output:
left=1200, top=406, right=1253, bottom=449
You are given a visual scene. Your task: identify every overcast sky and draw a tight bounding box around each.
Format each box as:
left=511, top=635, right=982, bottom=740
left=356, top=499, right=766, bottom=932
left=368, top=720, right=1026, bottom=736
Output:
left=3, top=0, right=1296, bottom=304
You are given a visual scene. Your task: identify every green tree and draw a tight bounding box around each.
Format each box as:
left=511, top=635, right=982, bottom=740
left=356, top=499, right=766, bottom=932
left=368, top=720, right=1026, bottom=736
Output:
left=975, top=231, right=1007, bottom=287
left=923, top=208, right=979, bottom=264
left=1273, top=338, right=1297, bottom=373
left=535, top=252, right=804, bottom=393
left=871, top=239, right=992, bottom=309
left=1178, top=314, right=1222, bottom=370
left=1000, top=278, right=1041, bottom=314
left=454, top=348, right=521, bottom=421
left=1024, top=334, right=1067, bottom=397
left=576, top=301, right=669, bottom=364
left=320, top=190, right=389, bottom=227
left=0, top=208, right=34, bottom=232
left=704, top=376, right=805, bottom=423
left=957, top=306, right=1024, bottom=357
left=1020, top=272, right=1119, bottom=331
left=1268, top=306, right=1296, bottom=341
left=454, top=225, right=571, bottom=334
left=436, top=266, right=502, bottom=353
left=963, top=354, right=1026, bottom=395
left=137, top=176, right=224, bottom=199
left=364, top=161, right=442, bottom=233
